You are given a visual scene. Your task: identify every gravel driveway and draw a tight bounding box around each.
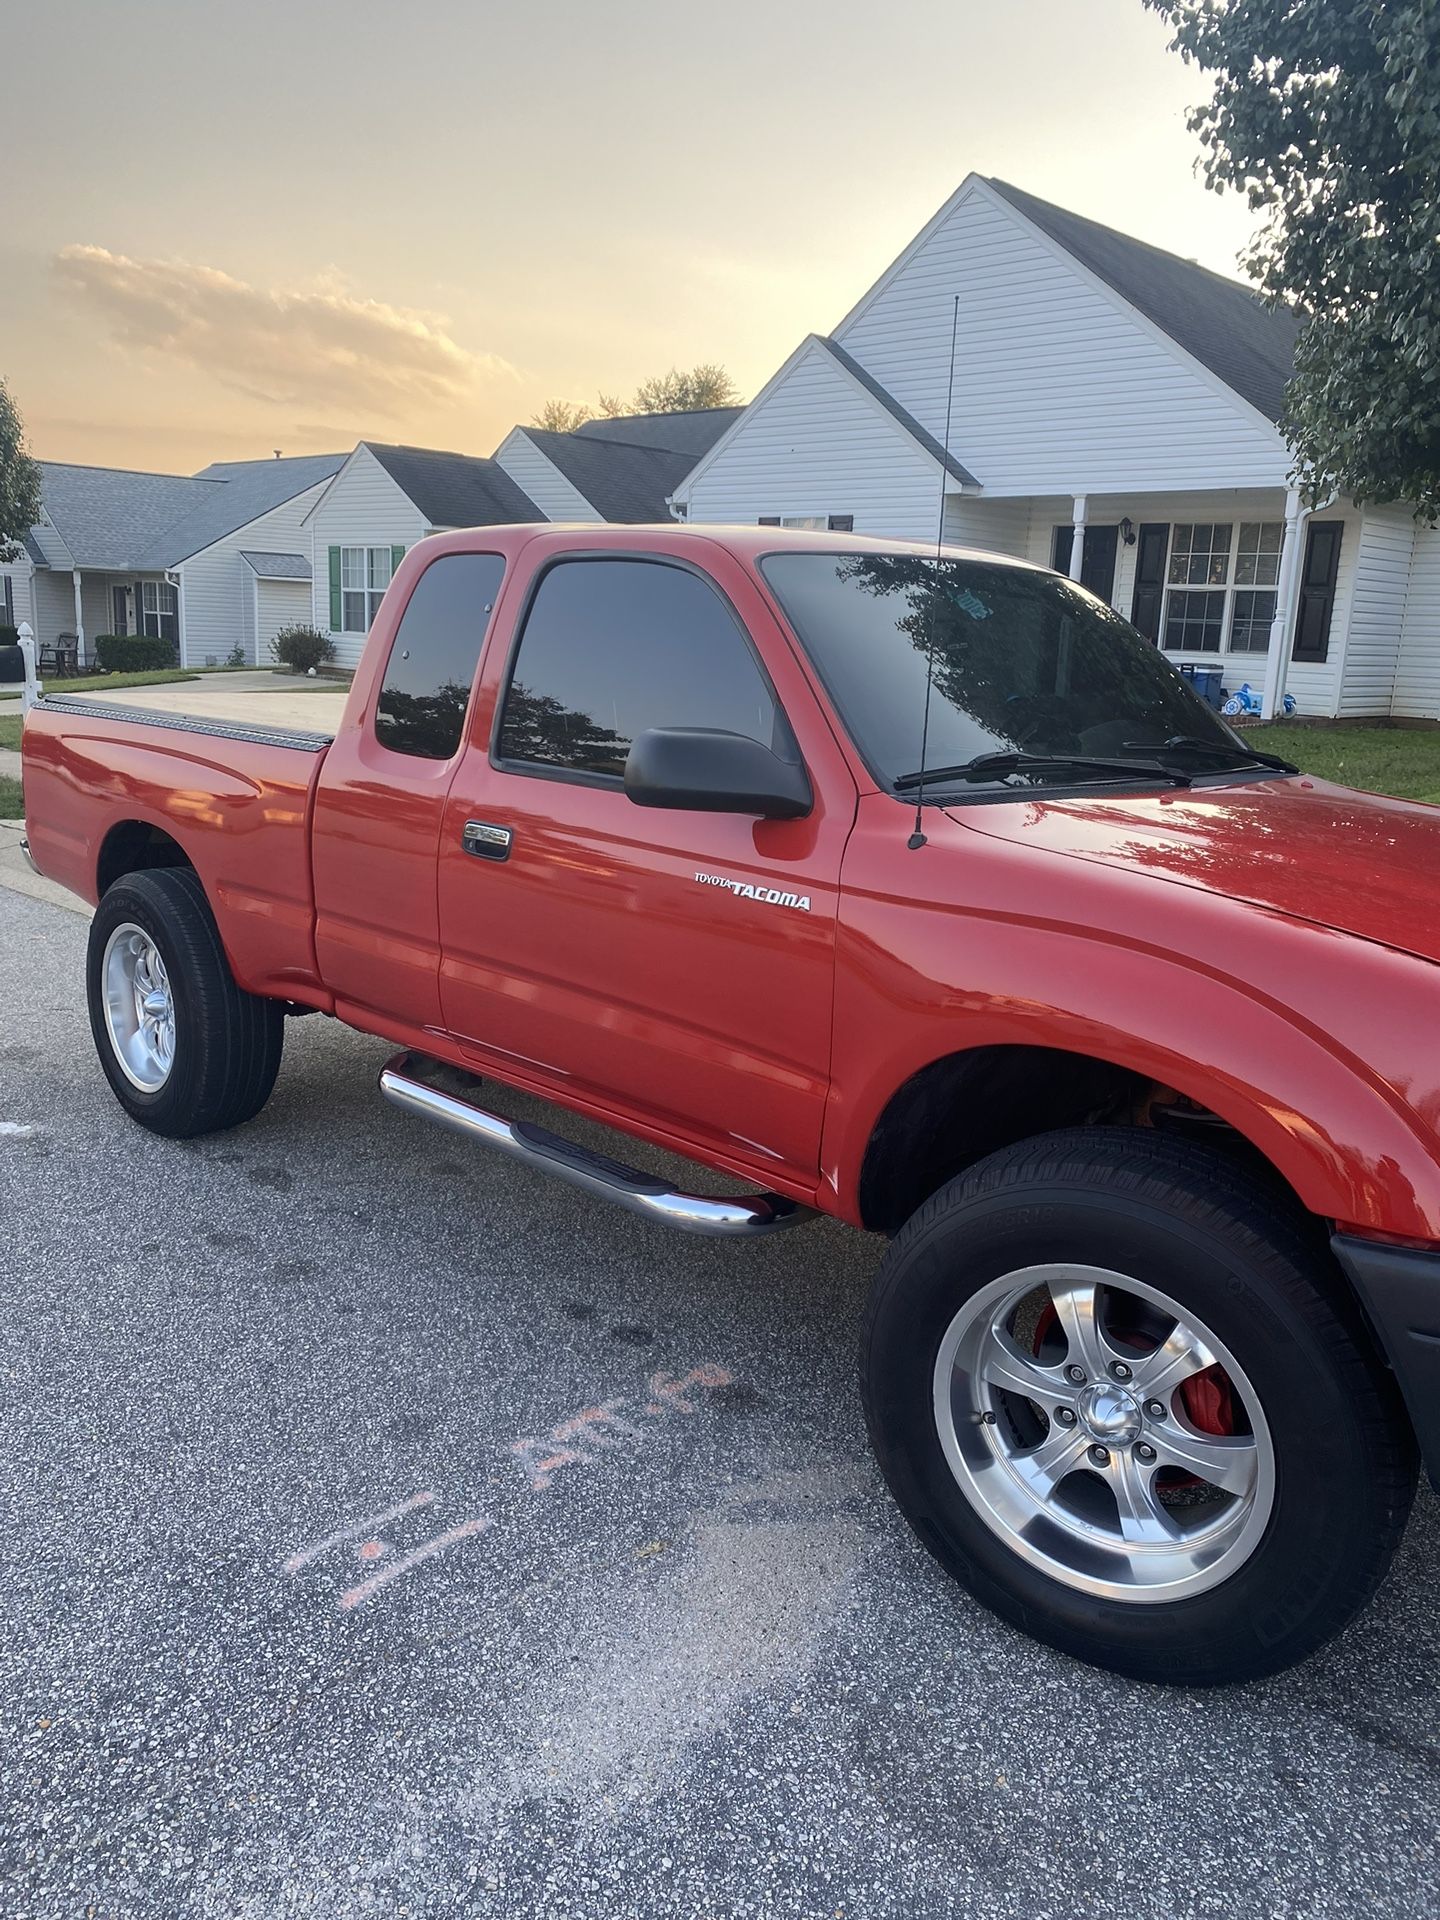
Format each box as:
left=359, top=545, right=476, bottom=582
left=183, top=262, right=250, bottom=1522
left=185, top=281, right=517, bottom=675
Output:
left=1, top=887, right=1437, bottom=1919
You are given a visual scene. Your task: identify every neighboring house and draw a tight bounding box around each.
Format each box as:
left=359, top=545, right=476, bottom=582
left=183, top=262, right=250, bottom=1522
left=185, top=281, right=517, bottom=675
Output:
left=3, top=453, right=345, bottom=669
left=492, top=407, right=743, bottom=524
left=303, top=413, right=742, bottom=667
left=674, top=174, right=1440, bottom=722
left=301, top=442, right=542, bottom=669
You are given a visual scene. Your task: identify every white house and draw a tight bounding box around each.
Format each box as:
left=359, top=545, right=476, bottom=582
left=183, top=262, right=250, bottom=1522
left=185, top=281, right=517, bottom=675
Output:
left=2, top=453, right=345, bottom=670
left=303, top=412, right=742, bottom=667
left=673, top=174, right=1440, bottom=723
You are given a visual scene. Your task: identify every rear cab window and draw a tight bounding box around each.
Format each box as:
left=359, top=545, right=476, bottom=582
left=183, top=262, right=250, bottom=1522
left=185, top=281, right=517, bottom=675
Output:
left=374, top=552, right=507, bottom=760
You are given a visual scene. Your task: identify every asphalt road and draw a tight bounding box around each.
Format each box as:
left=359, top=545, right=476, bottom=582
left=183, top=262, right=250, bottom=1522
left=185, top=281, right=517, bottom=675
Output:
left=2, top=887, right=1437, bottom=1919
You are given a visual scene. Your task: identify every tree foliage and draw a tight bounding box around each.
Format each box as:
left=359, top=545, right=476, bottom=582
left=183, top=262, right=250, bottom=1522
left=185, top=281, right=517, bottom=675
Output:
left=0, top=377, right=42, bottom=567
left=532, top=363, right=740, bottom=433
left=1147, top=0, right=1440, bottom=519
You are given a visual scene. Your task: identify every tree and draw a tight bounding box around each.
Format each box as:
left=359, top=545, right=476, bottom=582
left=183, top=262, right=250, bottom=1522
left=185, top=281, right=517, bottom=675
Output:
left=531, top=363, right=741, bottom=433
left=0, top=377, right=41, bottom=568
left=1147, top=0, right=1440, bottom=518
left=531, top=398, right=593, bottom=433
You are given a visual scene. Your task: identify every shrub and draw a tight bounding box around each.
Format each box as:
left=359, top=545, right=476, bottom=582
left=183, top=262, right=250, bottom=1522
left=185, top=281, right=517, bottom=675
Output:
left=269, top=624, right=335, bottom=673
left=224, top=643, right=246, bottom=668
left=94, top=633, right=176, bottom=673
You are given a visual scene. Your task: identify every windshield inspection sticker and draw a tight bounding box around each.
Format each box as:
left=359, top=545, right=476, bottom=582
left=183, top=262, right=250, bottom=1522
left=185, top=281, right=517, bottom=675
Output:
left=694, top=871, right=811, bottom=912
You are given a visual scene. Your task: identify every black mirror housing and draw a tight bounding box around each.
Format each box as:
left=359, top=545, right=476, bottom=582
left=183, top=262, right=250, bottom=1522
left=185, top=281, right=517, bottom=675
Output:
left=624, top=727, right=812, bottom=820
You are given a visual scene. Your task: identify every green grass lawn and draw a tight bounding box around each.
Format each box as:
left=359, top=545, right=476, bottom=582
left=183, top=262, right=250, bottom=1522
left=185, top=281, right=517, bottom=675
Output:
left=0, top=714, right=21, bottom=752
left=0, top=668, right=202, bottom=703
left=0, top=775, right=22, bottom=820
left=1250, top=724, right=1440, bottom=805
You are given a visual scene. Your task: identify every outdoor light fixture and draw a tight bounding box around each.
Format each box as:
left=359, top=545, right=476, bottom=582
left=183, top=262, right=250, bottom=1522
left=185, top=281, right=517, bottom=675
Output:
left=1119, top=517, right=1137, bottom=546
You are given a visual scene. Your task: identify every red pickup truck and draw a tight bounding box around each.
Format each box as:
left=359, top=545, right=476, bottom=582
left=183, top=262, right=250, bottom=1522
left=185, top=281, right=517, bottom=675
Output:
left=21, top=524, right=1440, bottom=1684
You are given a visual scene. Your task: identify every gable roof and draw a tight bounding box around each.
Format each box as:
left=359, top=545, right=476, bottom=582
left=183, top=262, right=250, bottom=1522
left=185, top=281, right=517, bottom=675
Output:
left=818, top=338, right=979, bottom=486
left=986, top=178, right=1302, bottom=424
left=519, top=428, right=699, bottom=523
left=33, top=453, right=346, bottom=572
left=572, top=406, right=744, bottom=456
left=364, top=443, right=540, bottom=528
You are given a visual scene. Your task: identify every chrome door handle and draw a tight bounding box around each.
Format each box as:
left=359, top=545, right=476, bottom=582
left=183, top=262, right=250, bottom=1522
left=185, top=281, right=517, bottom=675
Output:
left=461, top=820, right=512, bottom=861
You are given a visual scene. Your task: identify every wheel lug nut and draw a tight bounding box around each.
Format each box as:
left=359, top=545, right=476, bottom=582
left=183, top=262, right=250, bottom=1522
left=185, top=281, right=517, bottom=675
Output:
left=1066, top=1365, right=1086, bottom=1384
left=1055, top=1407, right=1077, bottom=1427
left=1136, top=1442, right=1157, bottom=1462
left=1109, top=1361, right=1132, bottom=1382
left=1089, top=1444, right=1110, bottom=1466
left=1144, top=1399, right=1166, bottom=1420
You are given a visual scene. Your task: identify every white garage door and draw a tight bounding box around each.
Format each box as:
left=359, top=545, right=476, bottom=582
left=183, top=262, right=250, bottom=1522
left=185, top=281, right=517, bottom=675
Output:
left=256, top=579, right=312, bottom=663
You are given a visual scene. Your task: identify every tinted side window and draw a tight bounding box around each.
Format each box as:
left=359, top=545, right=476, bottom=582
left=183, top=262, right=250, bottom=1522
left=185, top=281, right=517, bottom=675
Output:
left=497, top=558, right=784, bottom=779
left=375, top=552, right=506, bottom=759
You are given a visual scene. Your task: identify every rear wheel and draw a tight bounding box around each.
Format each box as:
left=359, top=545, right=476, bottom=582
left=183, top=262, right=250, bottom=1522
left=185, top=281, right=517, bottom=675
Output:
left=87, top=867, right=284, bottom=1138
left=862, top=1128, right=1416, bottom=1684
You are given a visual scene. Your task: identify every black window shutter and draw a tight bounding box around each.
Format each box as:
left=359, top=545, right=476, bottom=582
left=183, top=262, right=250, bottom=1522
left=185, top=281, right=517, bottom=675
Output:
left=827, top=514, right=854, bottom=532
left=1291, top=523, right=1342, bottom=663
left=1129, top=523, right=1169, bottom=643
left=1051, top=525, right=1073, bottom=573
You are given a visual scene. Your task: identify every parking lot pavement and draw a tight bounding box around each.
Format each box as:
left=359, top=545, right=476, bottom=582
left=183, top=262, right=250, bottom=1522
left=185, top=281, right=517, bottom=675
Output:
left=1, top=887, right=1437, bottom=1920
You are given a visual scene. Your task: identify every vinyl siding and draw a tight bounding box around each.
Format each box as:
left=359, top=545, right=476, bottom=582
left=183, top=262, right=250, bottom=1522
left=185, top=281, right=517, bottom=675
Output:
left=835, top=182, right=1289, bottom=496
left=175, top=481, right=329, bottom=667
left=493, top=429, right=602, bottom=522
left=0, top=553, right=38, bottom=634
left=1338, top=506, right=1416, bottom=719
left=306, top=446, right=430, bottom=669
left=943, top=495, right=1032, bottom=557
left=1393, top=525, right=1440, bottom=720
left=682, top=338, right=942, bottom=538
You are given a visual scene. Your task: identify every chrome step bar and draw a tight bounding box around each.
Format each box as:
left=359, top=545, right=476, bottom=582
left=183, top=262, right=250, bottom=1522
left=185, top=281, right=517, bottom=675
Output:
left=378, top=1051, right=811, bottom=1238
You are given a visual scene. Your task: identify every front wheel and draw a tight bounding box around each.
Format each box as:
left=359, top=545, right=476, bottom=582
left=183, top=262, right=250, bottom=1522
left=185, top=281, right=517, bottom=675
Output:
left=862, top=1128, right=1416, bottom=1685
left=87, top=866, right=284, bottom=1138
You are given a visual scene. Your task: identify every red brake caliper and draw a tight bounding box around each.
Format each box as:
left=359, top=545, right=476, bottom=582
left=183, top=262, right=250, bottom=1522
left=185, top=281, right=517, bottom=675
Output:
left=1033, top=1308, right=1239, bottom=1456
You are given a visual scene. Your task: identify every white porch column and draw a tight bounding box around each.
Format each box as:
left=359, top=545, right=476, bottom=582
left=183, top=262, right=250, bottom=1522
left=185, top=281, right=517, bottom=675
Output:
left=1067, top=496, right=1087, bottom=582
left=1261, top=489, right=1304, bottom=720
left=71, top=568, right=86, bottom=670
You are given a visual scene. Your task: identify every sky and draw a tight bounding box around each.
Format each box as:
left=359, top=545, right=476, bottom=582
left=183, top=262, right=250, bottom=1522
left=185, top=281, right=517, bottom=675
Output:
left=2, top=0, right=1264, bottom=476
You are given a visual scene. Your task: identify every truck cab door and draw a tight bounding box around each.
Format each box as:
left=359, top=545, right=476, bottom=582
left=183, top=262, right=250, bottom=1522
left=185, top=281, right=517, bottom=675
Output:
left=311, top=550, right=509, bottom=1035
left=435, top=545, right=856, bottom=1188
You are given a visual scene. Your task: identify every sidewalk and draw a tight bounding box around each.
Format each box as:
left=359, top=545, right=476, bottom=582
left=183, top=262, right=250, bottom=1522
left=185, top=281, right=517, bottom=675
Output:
left=0, top=821, right=86, bottom=916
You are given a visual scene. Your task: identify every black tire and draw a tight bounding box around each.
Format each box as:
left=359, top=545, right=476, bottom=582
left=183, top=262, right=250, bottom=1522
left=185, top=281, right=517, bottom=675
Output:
left=862, top=1127, right=1417, bottom=1685
left=87, top=866, right=284, bottom=1139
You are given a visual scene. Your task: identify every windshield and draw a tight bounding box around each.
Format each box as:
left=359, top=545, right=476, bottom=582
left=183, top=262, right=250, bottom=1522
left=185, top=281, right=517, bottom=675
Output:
left=759, top=550, right=1263, bottom=791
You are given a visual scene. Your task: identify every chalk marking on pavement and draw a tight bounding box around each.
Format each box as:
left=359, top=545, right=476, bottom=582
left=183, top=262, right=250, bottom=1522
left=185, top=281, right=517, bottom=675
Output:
left=510, top=1367, right=735, bottom=1493
left=0, top=1121, right=36, bottom=1138
left=338, top=1517, right=491, bottom=1612
left=282, top=1490, right=437, bottom=1573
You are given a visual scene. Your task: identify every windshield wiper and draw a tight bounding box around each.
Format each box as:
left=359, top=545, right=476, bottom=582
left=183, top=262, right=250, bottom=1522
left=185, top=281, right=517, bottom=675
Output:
left=894, top=750, right=1192, bottom=791
left=1122, top=734, right=1300, bottom=775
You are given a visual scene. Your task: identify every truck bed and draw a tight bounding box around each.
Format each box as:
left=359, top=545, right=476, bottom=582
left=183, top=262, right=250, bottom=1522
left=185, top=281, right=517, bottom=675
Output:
left=21, top=695, right=333, bottom=1005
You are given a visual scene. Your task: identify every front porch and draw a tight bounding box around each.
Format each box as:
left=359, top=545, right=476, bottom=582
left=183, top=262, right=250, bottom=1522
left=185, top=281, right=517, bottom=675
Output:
left=29, top=566, right=180, bottom=672
left=948, top=487, right=1358, bottom=721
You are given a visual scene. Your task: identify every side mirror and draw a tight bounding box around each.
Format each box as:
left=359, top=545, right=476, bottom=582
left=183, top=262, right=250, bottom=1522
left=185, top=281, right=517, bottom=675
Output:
left=624, top=727, right=812, bottom=820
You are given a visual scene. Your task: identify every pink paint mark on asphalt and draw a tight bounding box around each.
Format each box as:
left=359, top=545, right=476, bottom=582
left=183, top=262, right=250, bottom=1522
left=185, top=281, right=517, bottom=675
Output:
left=283, top=1491, right=436, bottom=1574
left=338, top=1517, right=491, bottom=1612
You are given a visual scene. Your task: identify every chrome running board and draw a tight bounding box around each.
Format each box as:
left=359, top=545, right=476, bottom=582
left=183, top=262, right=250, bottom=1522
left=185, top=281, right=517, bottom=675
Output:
left=378, top=1051, right=811, bottom=1238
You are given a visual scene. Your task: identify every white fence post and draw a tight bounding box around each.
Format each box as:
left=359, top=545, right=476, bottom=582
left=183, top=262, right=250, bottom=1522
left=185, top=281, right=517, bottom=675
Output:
left=16, top=622, right=42, bottom=713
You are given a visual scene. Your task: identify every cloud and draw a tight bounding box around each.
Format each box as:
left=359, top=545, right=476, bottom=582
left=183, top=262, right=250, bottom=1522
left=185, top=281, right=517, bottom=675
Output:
left=53, top=245, right=515, bottom=418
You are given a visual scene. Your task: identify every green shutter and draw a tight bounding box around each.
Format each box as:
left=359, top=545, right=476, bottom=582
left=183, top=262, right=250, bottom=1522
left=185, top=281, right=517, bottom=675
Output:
left=328, top=546, right=342, bottom=631
left=391, top=544, right=405, bottom=576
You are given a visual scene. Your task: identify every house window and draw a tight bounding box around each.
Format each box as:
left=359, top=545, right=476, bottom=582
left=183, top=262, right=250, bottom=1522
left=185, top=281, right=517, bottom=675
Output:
left=1160, top=521, right=1285, bottom=656
left=140, top=581, right=178, bottom=646
left=0, top=575, right=13, bottom=627
left=341, top=546, right=393, bottom=633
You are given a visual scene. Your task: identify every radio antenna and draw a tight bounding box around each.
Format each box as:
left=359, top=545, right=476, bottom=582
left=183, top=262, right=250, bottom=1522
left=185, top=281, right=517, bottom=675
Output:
left=908, top=291, right=961, bottom=852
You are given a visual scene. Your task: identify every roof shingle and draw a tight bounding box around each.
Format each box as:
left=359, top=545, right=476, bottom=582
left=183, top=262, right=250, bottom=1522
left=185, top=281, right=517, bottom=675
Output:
left=364, top=444, right=541, bottom=528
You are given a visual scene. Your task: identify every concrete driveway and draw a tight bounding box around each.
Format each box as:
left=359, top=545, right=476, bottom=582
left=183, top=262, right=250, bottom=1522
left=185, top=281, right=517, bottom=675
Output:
left=2, top=884, right=1438, bottom=1919
left=69, top=668, right=350, bottom=733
